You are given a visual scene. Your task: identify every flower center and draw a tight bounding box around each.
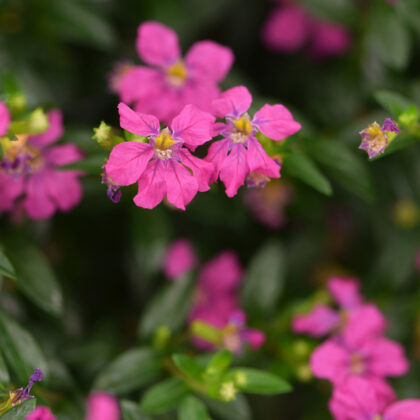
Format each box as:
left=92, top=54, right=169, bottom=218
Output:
left=153, top=128, right=176, bottom=161
left=229, top=114, right=253, bottom=144
left=166, top=60, right=188, bottom=87
left=350, top=353, right=365, bottom=375
left=0, top=135, right=44, bottom=175
left=222, top=323, right=242, bottom=353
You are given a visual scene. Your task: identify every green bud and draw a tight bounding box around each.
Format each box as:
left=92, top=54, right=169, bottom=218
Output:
left=398, top=105, right=419, bottom=129
left=218, top=381, right=237, bottom=402
left=28, top=108, right=49, bottom=135
left=6, top=93, right=26, bottom=115
left=93, top=122, right=124, bottom=150
left=190, top=321, right=223, bottom=346
left=153, top=325, right=171, bottom=349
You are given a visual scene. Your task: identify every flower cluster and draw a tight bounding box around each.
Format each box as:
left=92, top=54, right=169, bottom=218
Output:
left=163, top=239, right=265, bottom=353
left=359, top=118, right=401, bottom=159
left=292, top=277, right=420, bottom=420
left=0, top=102, right=83, bottom=220
left=261, top=0, right=351, bottom=59
left=26, top=392, right=120, bottom=420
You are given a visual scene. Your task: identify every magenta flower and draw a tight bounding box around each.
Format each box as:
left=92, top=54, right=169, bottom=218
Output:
left=105, top=103, right=215, bottom=210
left=26, top=407, right=57, bottom=420
left=205, top=86, right=301, bottom=197
left=85, top=392, right=120, bottom=420
left=261, top=3, right=350, bottom=59
left=310, top=335, right=409, bottom=385
left=359, top=118, right=400, bottom=159
left=0, top=101, right=11, bottom=136
left=292, top=277, right=386, bottom=341
left=330, top=377, right=420, bottom=420
left=163, top=238, right=197, bottom=279
left=117, top=21, right=234, bottom=123
left=0, top=110, right=83, bottom=219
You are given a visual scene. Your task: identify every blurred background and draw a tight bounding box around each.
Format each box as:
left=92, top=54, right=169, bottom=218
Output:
left=1, top=0, right=420, bottom=419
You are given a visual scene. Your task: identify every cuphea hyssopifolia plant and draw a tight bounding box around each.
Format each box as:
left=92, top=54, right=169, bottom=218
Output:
left=292, top=277, right=420, bottom=420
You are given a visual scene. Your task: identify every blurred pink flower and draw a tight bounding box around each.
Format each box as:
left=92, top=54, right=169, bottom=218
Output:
left=117, top=21, right=234, bottom=123
left=205, top=85, right=301, bottom=197
left=0, top=110, right=83, bottom=219
left=26, top=407, right=57, bottom=420
left=0, top=101, right=11, bottom=136
left=330, top=377, right=420, bottom=420
left=163, top=238, right=197, bottom=279
left=85, top=392, right=120, bottom=420
left=261, top=3, right=351, bottom=59
left=105, top=103, right=215, bottom=210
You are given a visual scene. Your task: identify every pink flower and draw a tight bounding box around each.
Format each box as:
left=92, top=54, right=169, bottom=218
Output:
left=117, top=21, right=234, bottom=123
left=261, top=4, right=350, bottom=59
left=330, top=377, right=420, bottom=420
left=205, top=86, right=301, bottom=197
left=163, top=238, right=197, bottom=279
left=26, top=407, right=57, bottom=420
left=105, top=103, right=215, bottom=210
left=0, top=101, right=11, bottom=136
left=310, top=334, right=409, bottom=385
left=85, top=392, right=120, bottom=420
left=0, top=110, right=83, bottom=220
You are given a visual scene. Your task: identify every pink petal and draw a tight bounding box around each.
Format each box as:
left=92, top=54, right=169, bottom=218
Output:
left=46, top=170, right=82, bottom=212
left=212, top=86, right=252, bottom=118
left=253, top=104, right=301, bottom=141
left=0, top=101, right=11, bottom=137
left=26, top=406, right=57, bottom=420
left=362, top=337, right=409, bottom=378
left=170, top=104, right=215, bottom=150
left=134, top=159, right=166, bottom=209
left=343, top=304, right=387, bottom=347
left=246, top=137, right=280, bottom=178
left=118, top=102, right=160, bottom=137
left=327, top=276, right=362, bottom=309
left=242, top=329, right=266, bottom=350
left=45, top=144, right=83, bottom=167
left=24, top=171, right=56, bottom=220
left=182, top=78, right=220, bottom=114
left=310, top=340, right=349, bottom=384
left=292, top=305, right=340, bottom=337
left=163, top=159, right=198, bottom=210
left=199, top=250, right=243, bottom=294
left=219, top=143, right=249, bottom=197
left=0, top=172, right=24, bottom=211
left=136, top=21, right=180, bottom=67
left=204, top=138, right=230, bottom=183
left=118, top=66, right=162, bottom=104
left=85, top=392, right=120, bottom=420
left=309, top=21, right=351, bottom=59
left=105, top=141, right=154, bottom=186
left=368, top=377, right=397, bottom=411
left=29, top=110, right=63, bottom=148
left=384, top=400, right=420, bottom=420
left=260, top=5, right=309, bottom=53
left=178, top=148, right=214, bottom=192
left=329, top=377, right=380, bottom=420
left=163, top=238, right=197, bottom=279
left=185, top=40, right=234, bottom=82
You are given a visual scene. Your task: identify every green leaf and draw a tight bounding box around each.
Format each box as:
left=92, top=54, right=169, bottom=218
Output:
left=367, top=6, right=411, bottom=70
left=138, top=274, right=194, bottom=338
left=48, top=0, right=117, bottom=50
left=300, top=0, right=357, bottom=25
left=93, top=348, right=163, bottom=395
left=1, top=399, right=36, bottom=420
left=242, top=241, right=285, bottom=313
left=179, top=395, right=212, bottom=420
left=374, top=90, right=413, bottom=117
left=172, top=354, right=204, bottom=381
left=371, top=135, right=419, bottom=160
left=0, top=312, right=48, bottom=382
left=201, top=395, right=251, bottom=420
left=121, top=400, right=152, bottom=420
left=140, top=378, right=189, bottom=414
left=282, top=152, right=333, bottom=196
left=61, top=153, right=106, bottom=175
left=398, top=105, right=419, bottom=128
left=306, top=139, right=375, bottom=201
left=6, top=241, right=63, bottom=317
left=229, top=368, right=292, bottom=395
left=0, top=352, right=10, bottom=385
left=205, top=351, right=232, bottom=377
left=0, top=245, right=16, bottom=280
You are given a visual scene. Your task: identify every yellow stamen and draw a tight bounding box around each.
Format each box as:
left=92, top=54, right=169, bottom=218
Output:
left=232, top=115, right=253, bottom=136
left=350, top=353, right=365, bottom=375
left=166, top=60, right=188, bottom=87
left=154, top=128, right=176, bottom=151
